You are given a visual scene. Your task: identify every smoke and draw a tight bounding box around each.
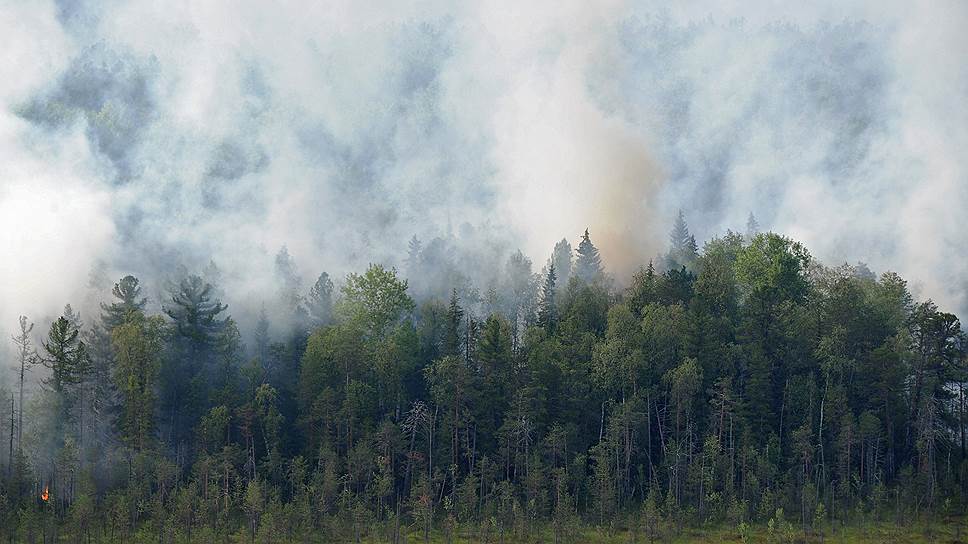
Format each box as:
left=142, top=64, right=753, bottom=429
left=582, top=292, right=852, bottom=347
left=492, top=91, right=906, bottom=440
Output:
left=0, top=0, right=966, bottom=363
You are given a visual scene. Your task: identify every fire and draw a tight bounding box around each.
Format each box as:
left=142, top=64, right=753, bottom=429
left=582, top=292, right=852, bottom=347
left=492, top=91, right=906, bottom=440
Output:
left=41, top=485, right=49, bottom=501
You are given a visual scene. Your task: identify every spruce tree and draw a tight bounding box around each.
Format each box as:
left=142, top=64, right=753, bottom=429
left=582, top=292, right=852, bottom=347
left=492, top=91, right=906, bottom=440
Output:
left=538, top=263, right=558, bottom=331
left=575, top=228, right=603, bottom=284
left=666, top=210, right=698, bottom=271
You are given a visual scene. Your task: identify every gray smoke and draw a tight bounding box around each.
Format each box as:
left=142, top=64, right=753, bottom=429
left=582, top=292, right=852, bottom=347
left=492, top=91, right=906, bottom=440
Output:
left=1, top=1, right=966, bottom=369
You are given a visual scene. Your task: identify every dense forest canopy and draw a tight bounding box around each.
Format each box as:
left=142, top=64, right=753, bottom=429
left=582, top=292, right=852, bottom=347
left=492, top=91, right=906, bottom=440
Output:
left=2, top=2, right=967, bottom=542
left=1, top=215, right=966, bottom=542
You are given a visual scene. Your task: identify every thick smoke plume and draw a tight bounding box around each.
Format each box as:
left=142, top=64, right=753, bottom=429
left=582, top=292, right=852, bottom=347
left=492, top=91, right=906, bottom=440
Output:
left=1, top=1, right=966, bottom=367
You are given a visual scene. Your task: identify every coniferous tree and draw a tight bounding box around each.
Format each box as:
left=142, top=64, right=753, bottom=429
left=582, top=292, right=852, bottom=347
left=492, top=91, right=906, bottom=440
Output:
left=538, top=263, right=558, bottom=332
left=574, top=229, right=603, bottom=284
left=666, top=210, right=698, bottom=271
left=443, top=289, right=464, bottom=358
left=101, top=275, right=148, bottom=331
left=304, top=272, right=334, bottom=328
left=41, top=313, right=91, bottom=396
left=163, top=274, right=230, bottom=445
left=746, top=212, right=760, bottom=240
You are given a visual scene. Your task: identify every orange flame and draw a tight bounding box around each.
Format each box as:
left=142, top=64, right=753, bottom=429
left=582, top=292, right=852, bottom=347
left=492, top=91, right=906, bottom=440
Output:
left=41, top=485, right=49, bottom=501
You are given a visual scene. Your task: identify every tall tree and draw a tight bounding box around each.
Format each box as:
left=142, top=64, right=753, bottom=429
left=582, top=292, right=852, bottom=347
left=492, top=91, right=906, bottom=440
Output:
left=40, top=313, right=91, bottom=396
left=112, top=313, right=165, bottom=451
left=443, top=289, right=464, bottom=358
left=574, top=229, right=603, bottom=284
left=163, top=274, right=230, bottom=444
left=666, top=210, right=698, bottom=271
left=12, top=315, right=36, bottom=457
left=537, top=263, right=558, bottom=332
left=100, top=275, right=148, bottom=330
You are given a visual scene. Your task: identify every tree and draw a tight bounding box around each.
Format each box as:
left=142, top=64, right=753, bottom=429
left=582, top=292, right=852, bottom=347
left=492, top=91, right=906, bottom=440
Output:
left=626, top=262, right=658, bottom=317
left=538, top=264, right=558, bottom=332
left=275, top=246, right=303, bottom=313
left=746, top=213, right=760, bottom=240
left=164, top=274, right=230, bottom=358
left=574, top=229, right=603, bottom=284
left=163, top=274, right=230, bottom=444
left=40, top=313, right=91, bottom=396
left=550, top=239, right=573, bottom=290
left=337, top=264, right=415, bottom=338
left=666, top=210, right=698, bottom=271
left=443, top=289, right=464, bottom=358
left=101, top=275, right=148, bottom=331
left=112, top=314, right=165, bottom=451
left=12, top=315, right=36, bottom=457
left=304, top=272, right=334, bottom=328
left=253, top=306, right=271, bottom=367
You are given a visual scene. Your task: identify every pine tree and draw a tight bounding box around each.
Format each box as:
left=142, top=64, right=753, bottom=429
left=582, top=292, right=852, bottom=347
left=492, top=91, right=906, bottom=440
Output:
left=165, top=275, right=230, bottom=354
left=574, top=228, right=603, bottom=284
left=41, top=314, right=91, bottom=395
left=538, top=263, right=558, bottom=331
left=101, top=275, right=148, bottom=330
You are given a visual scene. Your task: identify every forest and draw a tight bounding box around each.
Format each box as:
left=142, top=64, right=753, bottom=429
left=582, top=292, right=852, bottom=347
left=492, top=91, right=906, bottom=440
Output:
left=1, top=213, right=966, bottom=543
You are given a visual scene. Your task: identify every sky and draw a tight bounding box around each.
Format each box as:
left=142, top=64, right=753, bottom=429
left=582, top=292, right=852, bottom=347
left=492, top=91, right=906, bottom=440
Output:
left=1, top=0, right=966, bottom=359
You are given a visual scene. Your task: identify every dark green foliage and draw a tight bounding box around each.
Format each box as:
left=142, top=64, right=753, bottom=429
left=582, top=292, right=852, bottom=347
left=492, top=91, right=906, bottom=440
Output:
left=4, top=230, right=967, bottom=543
left=538, top=263, right=558, bottom=332
left=41, top=313, right=91, bottom=395
left=100, top=275, right=147, bottom=330
left=574, top=229, right=603, bottom=284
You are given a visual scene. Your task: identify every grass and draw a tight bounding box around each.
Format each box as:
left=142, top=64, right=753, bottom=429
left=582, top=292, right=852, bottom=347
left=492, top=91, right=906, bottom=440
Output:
left=354, top=518, right=968, bottom=544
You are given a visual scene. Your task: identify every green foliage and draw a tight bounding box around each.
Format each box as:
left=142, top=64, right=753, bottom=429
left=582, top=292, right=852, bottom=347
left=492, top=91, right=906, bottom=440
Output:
left=5, top=230, right=968, bottom=543
left=338, top=264, right=415, bottom=338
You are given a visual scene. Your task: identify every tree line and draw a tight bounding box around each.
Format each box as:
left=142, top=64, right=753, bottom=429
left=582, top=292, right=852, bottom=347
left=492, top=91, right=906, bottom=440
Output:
left=1, top=212, right=966, bottom=543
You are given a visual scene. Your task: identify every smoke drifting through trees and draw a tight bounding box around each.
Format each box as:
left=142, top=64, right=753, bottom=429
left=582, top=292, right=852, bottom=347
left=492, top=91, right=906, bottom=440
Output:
left=1, top=1, right=967, bottom=354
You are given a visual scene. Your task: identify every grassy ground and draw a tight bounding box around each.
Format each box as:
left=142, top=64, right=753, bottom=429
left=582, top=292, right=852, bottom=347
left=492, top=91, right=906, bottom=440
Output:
left=357, top=518, right=968, bottom=543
